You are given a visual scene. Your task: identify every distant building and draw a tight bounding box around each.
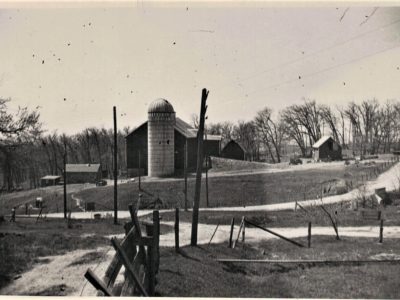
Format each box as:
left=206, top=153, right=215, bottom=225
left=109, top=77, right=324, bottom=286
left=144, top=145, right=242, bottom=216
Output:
left=125, top=99, right=221, bottom=177
left=40, top=175, right=61, bottom=187
left=221, top=140, right=246, bottom=160
left=312, top=136, right=342, bottom=161
left=66, top=164, right=101, bottom=183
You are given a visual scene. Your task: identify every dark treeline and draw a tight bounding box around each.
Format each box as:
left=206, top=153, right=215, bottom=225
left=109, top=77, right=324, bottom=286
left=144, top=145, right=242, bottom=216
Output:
left=204, top=98, right=400, bottom=163
left=0, top=98, right=129, bottom=190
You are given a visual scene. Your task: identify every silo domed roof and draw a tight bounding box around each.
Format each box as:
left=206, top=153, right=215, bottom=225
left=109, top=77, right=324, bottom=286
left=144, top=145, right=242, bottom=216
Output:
left=148, top=98, right=175, bottom=113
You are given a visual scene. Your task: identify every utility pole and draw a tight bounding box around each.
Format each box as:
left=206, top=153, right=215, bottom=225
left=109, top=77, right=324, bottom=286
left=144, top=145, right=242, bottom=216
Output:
left=184, top=140, right=188, bottom=211
left=205, top=156, right=209, bottom=207
left=191, top=88, right=208, bottom=246
left=138, top=150, right=141, bottom=191
left=113, top=106, right=118, bottom=225
left=63, top=138, right=67, bottom=219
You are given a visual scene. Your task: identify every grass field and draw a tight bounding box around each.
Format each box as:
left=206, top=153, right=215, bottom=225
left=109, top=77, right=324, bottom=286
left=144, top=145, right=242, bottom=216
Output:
left=156, top=236, right=400, bottom=298
left=0, top=159, right=395, bottom=216
left=45, top=160, right=397, bottom=213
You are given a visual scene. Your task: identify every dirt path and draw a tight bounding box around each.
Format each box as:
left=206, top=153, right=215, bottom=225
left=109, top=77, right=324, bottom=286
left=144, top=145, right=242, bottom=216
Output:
left=0, top=246, right=118, bottom=296
left=157, top=222, right=400, bottom=247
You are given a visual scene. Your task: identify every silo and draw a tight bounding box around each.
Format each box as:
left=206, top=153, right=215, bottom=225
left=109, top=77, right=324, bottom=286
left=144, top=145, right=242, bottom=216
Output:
left=147, top=98, right=176, bottom=177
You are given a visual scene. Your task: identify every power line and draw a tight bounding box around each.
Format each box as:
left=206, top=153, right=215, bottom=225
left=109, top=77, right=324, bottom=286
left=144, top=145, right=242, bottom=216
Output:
left=222, top=16, right=400, bottom=88
left=218, top=41, right=400, bottom=106
left=247, top=42, right=400, bottom=96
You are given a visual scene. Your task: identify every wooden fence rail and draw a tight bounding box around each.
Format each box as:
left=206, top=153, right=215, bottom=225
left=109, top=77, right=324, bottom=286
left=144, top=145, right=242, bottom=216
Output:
left=84, top=209, right=160, bottom=296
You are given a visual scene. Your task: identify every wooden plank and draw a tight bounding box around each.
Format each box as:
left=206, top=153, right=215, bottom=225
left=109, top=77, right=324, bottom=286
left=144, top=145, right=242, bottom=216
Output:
left=102, top=226, right=139, bottom=289
left=207, top=222, right=220, bottom=247
left=233, top=217, right=244, bottom=249
left=245, top=219, right=304, bottom=248
left=111, top=238, right=148, bottom=297
left=217, top=258, right=400, bottom=264
left=84, top=268, right=114, bottom=296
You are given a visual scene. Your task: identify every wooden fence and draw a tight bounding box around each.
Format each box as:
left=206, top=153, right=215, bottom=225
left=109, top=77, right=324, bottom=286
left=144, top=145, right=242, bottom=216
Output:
left=84, top=206, right=160, bottom=296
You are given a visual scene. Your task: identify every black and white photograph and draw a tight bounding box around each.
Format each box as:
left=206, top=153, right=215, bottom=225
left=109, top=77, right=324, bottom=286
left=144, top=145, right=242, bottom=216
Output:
left=1, top=1, right=400, bottom=297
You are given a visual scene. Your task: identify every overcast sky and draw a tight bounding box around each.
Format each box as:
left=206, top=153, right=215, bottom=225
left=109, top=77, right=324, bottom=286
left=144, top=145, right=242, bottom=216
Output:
left=1, top=3, right=400, bottom=134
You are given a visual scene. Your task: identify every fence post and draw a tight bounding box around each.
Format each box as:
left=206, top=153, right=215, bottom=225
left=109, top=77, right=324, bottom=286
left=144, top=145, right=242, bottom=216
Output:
left=175, top=208, right=179, bottom=253
left=153, top=210, right=160, bottom=273
left=229, top=218, right=235, bottom=248
left=308, top=222, right=312, bottom=248
left=145, top=224, right=156, bottom=296
left=379, top=219, right=384, bottom=243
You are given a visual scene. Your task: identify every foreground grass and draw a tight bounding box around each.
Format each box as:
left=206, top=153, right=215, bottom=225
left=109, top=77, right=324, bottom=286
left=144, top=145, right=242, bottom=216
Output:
left=157, top=236, right=400, bottom=298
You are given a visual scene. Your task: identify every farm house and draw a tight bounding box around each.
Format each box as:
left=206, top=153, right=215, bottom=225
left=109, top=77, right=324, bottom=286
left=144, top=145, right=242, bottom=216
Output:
left=312, top=136, right=342, bottom=161
left=40, top=175, right=61, bottom=187
left=221, top=140, right=246, bottom=160
left=65, top=164, right=101, bottom=184
left=125, top=98, right=221, bottom=177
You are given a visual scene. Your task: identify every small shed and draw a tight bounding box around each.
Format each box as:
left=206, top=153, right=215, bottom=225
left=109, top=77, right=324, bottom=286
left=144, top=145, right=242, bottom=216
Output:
left=312, top=136, right=342, bottom=161
left=221, top=140, right=246, bottom=161
left=66, top=164, right=101, bottom=184
left=40, top=175, right=61, bottom=187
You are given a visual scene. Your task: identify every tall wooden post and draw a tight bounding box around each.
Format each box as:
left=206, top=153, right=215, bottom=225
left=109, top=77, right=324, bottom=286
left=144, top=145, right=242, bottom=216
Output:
left=308, top=222, right=312, bottom=248
left=63, top=139, right=67, bottom=219
left=205, top=156, right=209, bottom=207
left=175, top=208, right=180, bottom=252
left=113, top=106, right=118, bottom=225
left=138, top=150, right=141, bottom=191
left=191, top=88, right=208, bottom=246
left=184, top=141, right=188, bottom=211
left=379, top=219, right=384, bottom=243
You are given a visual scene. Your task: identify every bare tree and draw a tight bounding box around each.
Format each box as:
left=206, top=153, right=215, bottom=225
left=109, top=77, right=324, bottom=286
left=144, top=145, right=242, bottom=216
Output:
left=254, top=107, right=286, bottom=163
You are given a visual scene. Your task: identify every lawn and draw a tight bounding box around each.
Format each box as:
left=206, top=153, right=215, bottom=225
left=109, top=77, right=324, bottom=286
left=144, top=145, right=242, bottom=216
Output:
left=0, top=160, right=395, bottom=217
left=45, top=160, right=395, bottom=213
left=156, top=236, right=400, bottom=298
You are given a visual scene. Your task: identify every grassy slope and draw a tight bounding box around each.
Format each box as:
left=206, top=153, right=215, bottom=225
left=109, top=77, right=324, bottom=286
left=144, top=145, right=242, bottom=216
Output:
left=0, top=160, right=394, bottom=215
left=157, top=237, right=400, bottom=298
left=67, top=161, right=392, bottom=212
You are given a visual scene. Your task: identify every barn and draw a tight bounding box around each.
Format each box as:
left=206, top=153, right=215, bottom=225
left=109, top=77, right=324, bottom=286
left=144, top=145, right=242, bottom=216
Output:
left=40, top=175, right=61, bottom=187
left=126, top=99, right=221, bottom=177
left=66, top=164, right=101, bottom=184
left=221, top=140, right=246, bottom=160
left=312, top=136, right=342, bottom=161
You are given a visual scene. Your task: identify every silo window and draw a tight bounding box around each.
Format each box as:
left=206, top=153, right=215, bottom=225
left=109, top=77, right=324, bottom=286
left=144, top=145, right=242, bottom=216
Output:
left=159, top=141, right=161, bottom=145
left=167, top=140, right=170, bottom=145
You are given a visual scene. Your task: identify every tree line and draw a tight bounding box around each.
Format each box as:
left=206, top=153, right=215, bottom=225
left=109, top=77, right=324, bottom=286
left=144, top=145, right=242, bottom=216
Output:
left=0, top=98, right=129, bottom=190
left=203, top=98, right=400, bottom=163
left=2, top=97, right=400, bottom=191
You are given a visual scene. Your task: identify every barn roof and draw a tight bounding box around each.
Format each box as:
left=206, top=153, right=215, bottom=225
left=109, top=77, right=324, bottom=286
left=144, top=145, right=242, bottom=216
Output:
left=312, top=136, right=333, bottom=148
left=126, top=117, right=222, bottom=141
left=222, top=140, right=246, bottom=152
left=41, top=175, right=61, bottom=180
left=66, top=164, right=101, bottom=173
